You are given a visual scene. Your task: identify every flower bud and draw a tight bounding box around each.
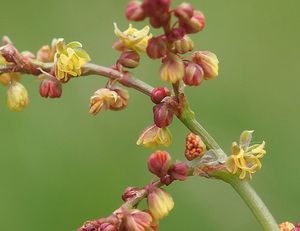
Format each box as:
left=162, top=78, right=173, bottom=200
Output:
left=147, top=151, right=172, bottom=177
left=126, top=1, right=146, bottom=21
left=192, top=51, right=219, bottom=80
left=118, top=51, right=140, bottom=68
left=173, top=36, right=194, bottom=54
left=174, top=3, right=194, bottom=21
left=112, top=40, right=126, bottom=52
left=0, top=72, right=21, bottom=86
left=136, top=125, right=172, bottom=148
left=122, top=187, right=143, bottom=202
left=39, top=78, right=62, bottom=98
left=99, top=223, right=118, bottom=231
left=168, top=162, right=189, bottom=181
left=153, top=102, right=173, bottom=128
left=142, top=0, right=171, bottom=17
left=166, top=28, right=185, bottom=43
left=109, top=87, right=129, bottom=111
left=183, top=62, right=204, bottom=86
left=279, top=222, right=295, bottom=231
left=37, top=45, right=55, bottom=62
left=7, top=82, right=29, bottom=112
left=146, top=37, right=167, bottom=59
left=160, top=53, right=184, bottom=83
left=147, top=188, right=174, bottom=221
left=121, top=209, right=152, bottom=231
left=89, top=88, right=118, bottom=115
left=148, top=14, right=171, bottom=29
left=179, top=11, right=206, bottom=34
left=150, top=87, right=170, bottom=104
left=185, top=133, right=206, bottom=161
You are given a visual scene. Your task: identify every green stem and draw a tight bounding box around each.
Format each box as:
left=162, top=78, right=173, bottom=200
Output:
left=178, top=99, right=279, bottom=231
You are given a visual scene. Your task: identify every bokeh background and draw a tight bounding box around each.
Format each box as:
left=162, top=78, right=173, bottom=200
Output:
left=0, top=0, right=299, bottom=230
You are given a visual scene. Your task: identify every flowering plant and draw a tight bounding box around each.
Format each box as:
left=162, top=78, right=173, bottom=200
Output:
left=0, top=1, right=298, bottom=230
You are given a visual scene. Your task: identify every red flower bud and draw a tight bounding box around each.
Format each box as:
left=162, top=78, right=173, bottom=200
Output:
left=179, top=11, right=205, bottom=34
left=174, top=3, right=194, bottom=21
left=142, top=0, right=171, bottom=17
left=39, top=78, right=62, bottom=98
left=150, top=87, right=170, bottom=104
left=166, top=28, right=185, bottom=43
left=118, top=51, right=140, bottom=68
left=147, top=151, right=172, bottom=177
left=183, top=62, right=204, bottom=86
left=185, top=133, right=206, bottom=161
left=153, top=102, right=173, bottom=128
left=168, top=162, right=189, bottom=181
left=126, top=1, right=146, bottom=21
left=122, top=187, right=143, bottom=202
left=146, top=37, right=167, bottom=59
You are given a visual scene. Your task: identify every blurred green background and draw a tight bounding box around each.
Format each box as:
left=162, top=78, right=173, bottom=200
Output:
left=0, top=0, right=299, bottom=230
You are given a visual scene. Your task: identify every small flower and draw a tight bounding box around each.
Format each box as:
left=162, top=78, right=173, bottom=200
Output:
left=179, top=10, right=206, bottom=34
left=36, top=39, right=57, bottom=62
left=279, top=222, right=295, bottom=231
left=122, top=187, right=144, bottom=202
left=147, top=188, right=174, bottom=221
left=174, top=3, right=194, bottom=21
left=160, top=53, right=185, bottom=83
left=39, top=78, right=62, bottom=98
left=54, top=39, right=91, bottom=81
left=185, top=133, right=206, bottom=161
left=192, top=51, right=219, bottom=80
left=153, top=102, right=174, bottom=128
left=150, top=87, right=170, bottom=104
left=173, top=36, right=194, bottom=54
left=114, top=23, right=152, bottom=53
left=118, top=50, right=140, bottom=68
left=146, top=36, right=168, bottom=59
left=226, top=130, right=266, bottom=180
left=120, top=209, right=152, bottom=231
left=147, top=151, right=172, bottom=177
left=137, top=124, right=172, bottom=148
left=126, top=1, right=146, bottom=22
left=109, top=87, right=130, bottom=111
left=166, top=28, right=185, bottom=43
left=7, top=81, right=29, bottom=112
left=168, top=162, right=189, bottom=181
left=89, top=88, right=119, bottom=115
left=183, top=62, right=204, bottom=86
left=142, top=0, right=171, bottom=18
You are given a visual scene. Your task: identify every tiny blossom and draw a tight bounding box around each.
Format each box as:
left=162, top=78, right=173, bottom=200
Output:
left=118, top=50, right=140, bottom=68
left=89, top=88, right=119, bottom=115
left=173, top=36, right=194, bottom=54
left=7, top=81, right=29, bottom=112
left=147, top=150, right=172, bottom=177
left=192, top=51, right=219, bottom=80
left=147, top=188, right=174, bottom=221
left=279, top=221, right=295, bottom=231
left=114, top=23, right=152, bottom=53
left=120, top=209, right=152, bottom=231
left=136, top=124, right=172, bottom=148
left=185, top=133, right=206, bottom=160
left=226, top=130, right=266, bottom=180
left=55, top=39, right=91, bottom=81
left=160, top=53, right=185, bottom=83
left=0, top=54, right=21, bottom=85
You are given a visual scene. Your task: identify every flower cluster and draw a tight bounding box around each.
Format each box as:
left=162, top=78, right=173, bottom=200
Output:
left=279, top=221, right=300, bottom=231
left=185, top=133, right=206, bottom=161
left=125, top=0, right=219, bottom=85
left=226, top=130, right=266, bottom=180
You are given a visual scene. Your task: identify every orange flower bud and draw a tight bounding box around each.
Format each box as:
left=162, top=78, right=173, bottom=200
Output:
left=89, top=88, right=118, bottom=115
left=185, top=133, right=206, bottom=161
left=279, top=222, right=295, bottom=231
left=109, top=87, right=130, bottom=111
left=0, top=72, right=21, bottom=86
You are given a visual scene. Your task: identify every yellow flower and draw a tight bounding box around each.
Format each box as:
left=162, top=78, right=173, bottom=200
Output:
left=137, top=124, right=172, bottom=148
left=226, top=130, right=266, bottom=180
left=0, top=55, right=21, bottom=86
left=114, top=23, right=152, bottom=52
left=54, top=39, right=90, bottom=81
left=89, top=88, right=119, bottom=115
